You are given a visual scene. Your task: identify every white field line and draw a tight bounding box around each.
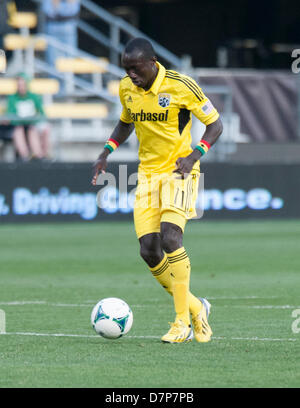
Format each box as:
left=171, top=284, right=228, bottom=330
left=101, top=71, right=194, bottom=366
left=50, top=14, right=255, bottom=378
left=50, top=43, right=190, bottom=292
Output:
left=207, top=296, right=278, bottom=300
left=223, top=305, right=300, bottom=309
left=243, top=305, right=300, bottom=309
left=0, top=296, right=281, bottom=307
left=0, top=301, right=147, bottom=308
left=213, top=336, right=297, bottom=342
left=0, top=301, right=298, bottom=310
left=0, top=332, right=297, bottom=342
left=0, top=301, right=48, bottom=305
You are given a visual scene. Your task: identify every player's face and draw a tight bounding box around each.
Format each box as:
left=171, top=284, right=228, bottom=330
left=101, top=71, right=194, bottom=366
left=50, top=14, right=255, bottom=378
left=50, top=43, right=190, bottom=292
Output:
left=122, top=51, right=157, bottom=90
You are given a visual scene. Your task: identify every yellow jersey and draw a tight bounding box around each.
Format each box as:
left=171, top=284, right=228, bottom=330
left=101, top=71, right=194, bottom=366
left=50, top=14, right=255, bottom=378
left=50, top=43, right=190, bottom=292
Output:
left=119, top=61, right=219, bottom=174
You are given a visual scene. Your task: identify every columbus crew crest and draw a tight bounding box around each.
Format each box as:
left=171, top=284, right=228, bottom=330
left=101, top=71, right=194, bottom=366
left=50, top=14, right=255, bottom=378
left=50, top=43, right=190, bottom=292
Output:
left=158, top=93, right=171, bottom=108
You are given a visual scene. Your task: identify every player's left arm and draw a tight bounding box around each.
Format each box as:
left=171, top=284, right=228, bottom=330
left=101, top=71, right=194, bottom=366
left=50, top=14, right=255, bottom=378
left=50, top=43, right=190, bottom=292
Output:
left=175, top=118, right=223, bottom=174
left=175, top=80, right=223, bottom=175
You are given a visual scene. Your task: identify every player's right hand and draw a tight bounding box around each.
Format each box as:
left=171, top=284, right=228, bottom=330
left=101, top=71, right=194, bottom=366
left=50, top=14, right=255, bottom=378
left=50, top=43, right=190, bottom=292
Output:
left=91, top=155, right=108, bottom=185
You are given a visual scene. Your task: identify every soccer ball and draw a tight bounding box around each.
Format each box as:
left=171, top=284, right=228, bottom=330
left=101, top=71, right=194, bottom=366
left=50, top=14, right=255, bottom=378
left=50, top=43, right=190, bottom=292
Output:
left=91, top=297, right=133, bottom=339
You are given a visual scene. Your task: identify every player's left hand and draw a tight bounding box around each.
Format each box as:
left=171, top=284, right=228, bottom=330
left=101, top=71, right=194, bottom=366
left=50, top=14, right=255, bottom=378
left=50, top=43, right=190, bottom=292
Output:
left=174, top=151, right=200, bottom=176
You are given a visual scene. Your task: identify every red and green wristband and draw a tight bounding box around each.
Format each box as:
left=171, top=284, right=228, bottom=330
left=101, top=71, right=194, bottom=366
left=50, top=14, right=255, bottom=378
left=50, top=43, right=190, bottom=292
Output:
left=104, top=138, right=119, bottom=154
left=195, top=139, right=211, bottom=156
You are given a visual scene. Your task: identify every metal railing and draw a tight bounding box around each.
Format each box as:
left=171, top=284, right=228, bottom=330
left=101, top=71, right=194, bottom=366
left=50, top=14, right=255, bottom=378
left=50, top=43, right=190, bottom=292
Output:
left=31, top=0, right=184, bottom=69
left=31, top=34, right=122, bottom=104
left=27, top=0, right=186, bottom=102
left=79, top=0, right=184, bottom=69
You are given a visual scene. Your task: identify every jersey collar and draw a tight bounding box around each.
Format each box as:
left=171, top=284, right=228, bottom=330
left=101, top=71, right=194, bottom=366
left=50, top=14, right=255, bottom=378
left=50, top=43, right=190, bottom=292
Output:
left=144, top=61, right=166, bottom=95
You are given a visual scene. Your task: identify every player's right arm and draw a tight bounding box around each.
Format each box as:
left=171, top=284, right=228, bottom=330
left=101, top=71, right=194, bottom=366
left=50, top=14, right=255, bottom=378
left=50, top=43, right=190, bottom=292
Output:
left=92, top=77, right=134, bottom=185
left=91, top=120, right=134, bottom=185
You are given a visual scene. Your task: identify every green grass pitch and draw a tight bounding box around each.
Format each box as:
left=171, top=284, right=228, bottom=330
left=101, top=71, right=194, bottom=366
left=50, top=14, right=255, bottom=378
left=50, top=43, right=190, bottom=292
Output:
left=0, top=220, right=299, bottom=388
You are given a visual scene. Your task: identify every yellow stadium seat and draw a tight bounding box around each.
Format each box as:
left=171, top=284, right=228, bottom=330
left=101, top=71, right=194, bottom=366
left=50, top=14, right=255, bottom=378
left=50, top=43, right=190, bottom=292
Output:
left=55, top=57, right=108, bottom=74
left=0, top=101, right=108, bottom=119
left=0, top=79, right=17, bottom=94
left=29, top=79, right=60, bottom=95
left=6, top=1, right=17, bottom=21
left=4, top=34, right=47, bottom=51
left=0, top=78, right=59, bottom=95
left=107, top=80, right=120, bottom=96
left=9, top=12, right=37, bottom=29
left=44, top=103, right=108, bottom=119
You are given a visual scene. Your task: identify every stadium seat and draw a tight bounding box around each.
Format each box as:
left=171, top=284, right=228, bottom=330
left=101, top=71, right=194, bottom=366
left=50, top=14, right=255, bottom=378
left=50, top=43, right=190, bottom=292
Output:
left=3, top=34, right=47, bottom=51
left=44, top=103, right=109, bottom=146
left=55, top=57, right=109, bottom=93
left=6, top=0, right=17, bottom=19
left=44, top=103, right=108, bottom=119
left=29, top=79, right=60, bottom=95
left=0, top=78, right=59, bottom=95
left=55, top=57, right=108, bottom=74
left=0, top=79, right=16, bottom=94
left=0, top=101, right=107, bottom=121
left=3, top=34, right=46, bottom=79
left=8, top=12, right=37, bottom=30
left=107, top=80, right=120, bottom=96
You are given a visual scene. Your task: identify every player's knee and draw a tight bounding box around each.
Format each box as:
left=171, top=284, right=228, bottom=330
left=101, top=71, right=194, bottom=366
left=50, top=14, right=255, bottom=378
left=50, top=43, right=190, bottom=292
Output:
left=160, top=224, right=183, bottom=253
left=160, top=234, right=179, bottom=253
left=140, top=246, right=162, bottom=267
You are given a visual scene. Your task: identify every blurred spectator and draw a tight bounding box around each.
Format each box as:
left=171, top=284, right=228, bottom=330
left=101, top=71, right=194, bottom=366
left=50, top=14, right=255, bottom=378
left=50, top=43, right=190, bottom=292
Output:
left=42, top=0, right=81, bottom=68
left=6, top=73, right=51, bottom=161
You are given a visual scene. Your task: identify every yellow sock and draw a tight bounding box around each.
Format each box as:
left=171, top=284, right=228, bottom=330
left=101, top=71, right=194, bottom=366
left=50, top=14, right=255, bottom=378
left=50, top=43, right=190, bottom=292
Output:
left=167, top=247, right=191, bottom=326
left=150, top=253, right=172, bottom=295
left=150, top=252, right=203, bottom=317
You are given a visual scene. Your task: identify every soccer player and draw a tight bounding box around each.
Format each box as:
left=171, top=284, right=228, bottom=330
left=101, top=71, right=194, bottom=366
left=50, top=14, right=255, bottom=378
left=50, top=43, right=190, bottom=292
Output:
left=92, top=38, right=223, bottom=343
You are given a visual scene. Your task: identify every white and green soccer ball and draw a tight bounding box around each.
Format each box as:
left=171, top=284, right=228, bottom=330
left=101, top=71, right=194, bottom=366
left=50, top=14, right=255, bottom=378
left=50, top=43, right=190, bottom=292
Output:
left=91, top=297, right=133, bottom=339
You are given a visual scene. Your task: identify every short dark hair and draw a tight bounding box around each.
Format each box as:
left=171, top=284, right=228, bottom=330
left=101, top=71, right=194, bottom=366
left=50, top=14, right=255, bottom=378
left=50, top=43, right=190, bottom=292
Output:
left=124, top=38, right=156, bottom=60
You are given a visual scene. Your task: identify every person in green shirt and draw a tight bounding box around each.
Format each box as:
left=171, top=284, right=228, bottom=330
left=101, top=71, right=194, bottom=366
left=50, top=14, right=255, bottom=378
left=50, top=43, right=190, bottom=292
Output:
left=6, top=73, right=51, bottom=160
